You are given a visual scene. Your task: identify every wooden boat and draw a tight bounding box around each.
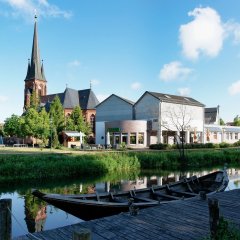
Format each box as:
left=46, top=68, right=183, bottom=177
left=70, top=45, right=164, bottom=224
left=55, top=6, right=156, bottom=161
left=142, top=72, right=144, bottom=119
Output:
left=32, top=169, right=228, bottom=220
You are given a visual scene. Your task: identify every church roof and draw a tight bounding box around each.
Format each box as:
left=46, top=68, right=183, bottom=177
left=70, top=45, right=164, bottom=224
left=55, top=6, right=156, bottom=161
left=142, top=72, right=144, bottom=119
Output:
left=40, top=88, right=99, bottom=111
left=25, top=16, right=46, bottom=82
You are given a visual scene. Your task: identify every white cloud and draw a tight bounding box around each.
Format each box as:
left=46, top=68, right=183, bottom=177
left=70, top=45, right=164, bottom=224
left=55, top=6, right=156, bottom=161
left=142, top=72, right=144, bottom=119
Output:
left=179, top=7, right=224, bottom=60
left=159, top=61, right=192, bottom=81
left=0, top=96, right=8, bottom=103
left=96, top=94, right=110, bottom=103
left=177, top=88, right=191, bottom=96
left=131, top=82, right=142, bottom=90
left=228, top=80, right=240, bottom=95
left=224, top=21, right=240, bottom=44
left=68, top=60, right=81, bottom=67
left=1, top=0, right=72, bottom=21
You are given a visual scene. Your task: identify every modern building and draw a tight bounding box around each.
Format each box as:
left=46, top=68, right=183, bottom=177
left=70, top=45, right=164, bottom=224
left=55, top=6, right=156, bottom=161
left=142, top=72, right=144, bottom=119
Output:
left=23, top=16, right=99, bottom=135
left=204, top=107, right=240, bottom=144
left=96, top=91, right=205, bottom=148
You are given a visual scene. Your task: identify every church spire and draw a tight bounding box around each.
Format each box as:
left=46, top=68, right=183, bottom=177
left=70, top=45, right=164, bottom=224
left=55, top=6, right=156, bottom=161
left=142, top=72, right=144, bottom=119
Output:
left=25, top=14, right=46, bottom=81
left=24, top=14, right=47, bottom=110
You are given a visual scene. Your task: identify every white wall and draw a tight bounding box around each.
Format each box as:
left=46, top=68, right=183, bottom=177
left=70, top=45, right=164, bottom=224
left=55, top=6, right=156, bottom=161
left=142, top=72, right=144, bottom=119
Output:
left=161, top=102, right=204, bottom=133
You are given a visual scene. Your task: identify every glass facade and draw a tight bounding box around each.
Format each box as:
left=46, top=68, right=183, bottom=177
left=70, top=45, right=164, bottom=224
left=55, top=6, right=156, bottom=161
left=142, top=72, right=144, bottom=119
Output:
left=130, top=133, right=136, bottom=144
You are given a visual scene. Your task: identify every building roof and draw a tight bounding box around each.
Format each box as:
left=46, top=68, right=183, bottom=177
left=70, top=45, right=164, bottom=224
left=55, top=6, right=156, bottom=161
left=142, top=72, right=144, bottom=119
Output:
left=205, top=107, right=218, bottom=124
left=62, top=131, right=85, bottom=137
left=40, top=88, right=99, bottom=111
left=145, top=91, right=205, bottom=107
left=96, top=94, right=135, bottom=108
left=25, top=16, right=46, bottom=82
left=205, top=125, right=222, bottom=132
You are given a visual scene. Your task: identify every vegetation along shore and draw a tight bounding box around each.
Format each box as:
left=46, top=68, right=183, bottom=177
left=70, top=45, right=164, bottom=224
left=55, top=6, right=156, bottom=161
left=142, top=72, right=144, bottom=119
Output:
left=0, top=148, right=239, bottom=184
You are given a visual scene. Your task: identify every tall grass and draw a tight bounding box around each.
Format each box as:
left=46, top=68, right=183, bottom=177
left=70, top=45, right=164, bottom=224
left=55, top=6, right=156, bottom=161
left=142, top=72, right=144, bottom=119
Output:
left=0, top=148, right=239, bottom=183
left=0, top=153, right=140, bottom=182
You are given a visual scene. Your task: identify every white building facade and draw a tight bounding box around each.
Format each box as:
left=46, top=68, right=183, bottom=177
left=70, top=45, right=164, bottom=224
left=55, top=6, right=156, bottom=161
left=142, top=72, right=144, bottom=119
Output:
left=95, top=91, right=210, bottom=148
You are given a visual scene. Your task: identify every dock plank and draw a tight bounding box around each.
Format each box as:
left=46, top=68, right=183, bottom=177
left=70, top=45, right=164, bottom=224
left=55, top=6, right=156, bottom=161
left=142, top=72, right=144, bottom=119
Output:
left=14, top=189, right=240, bottom=240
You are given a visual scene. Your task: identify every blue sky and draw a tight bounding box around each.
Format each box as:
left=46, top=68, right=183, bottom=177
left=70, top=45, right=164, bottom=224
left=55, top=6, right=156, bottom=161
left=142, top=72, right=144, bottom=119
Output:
left=0, top=0, right=240, bottom=123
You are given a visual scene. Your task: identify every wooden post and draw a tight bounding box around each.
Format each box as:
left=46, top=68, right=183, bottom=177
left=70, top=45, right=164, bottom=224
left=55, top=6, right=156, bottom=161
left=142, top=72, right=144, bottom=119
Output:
left=208, top=198, right=219, bottom=239
left=199, top=191, right=207, bottom=200
left=72, top=227, right=91, bottom=240
left=0, top=199, right=12, bottom=240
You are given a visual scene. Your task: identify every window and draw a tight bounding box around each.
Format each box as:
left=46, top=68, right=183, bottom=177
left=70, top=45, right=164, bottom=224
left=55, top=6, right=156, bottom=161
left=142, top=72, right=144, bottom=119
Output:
left=226, top=133, right=229, bottom=140
left=122, top=133, right=128, bottom=144
left=213, top=132, right=217, bottom=140
left=115, top=135, right=120, bottom=144
left=230, top=133, right=233, bottom=140
left=90, top=114, right=95, bottom=132
left=130, top=133, right=136, bottom=144
left=138, top=133, right=144, bottom=144
left=235, top=133, right=238, bottom=140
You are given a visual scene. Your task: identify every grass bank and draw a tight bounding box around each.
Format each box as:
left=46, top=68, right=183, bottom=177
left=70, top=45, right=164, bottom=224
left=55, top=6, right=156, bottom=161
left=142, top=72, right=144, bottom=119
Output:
left=133, top=148, right=240, bottom=169
left=0, top=152, right=139, bottom=183
left=0, top=148, right=239, bottom=183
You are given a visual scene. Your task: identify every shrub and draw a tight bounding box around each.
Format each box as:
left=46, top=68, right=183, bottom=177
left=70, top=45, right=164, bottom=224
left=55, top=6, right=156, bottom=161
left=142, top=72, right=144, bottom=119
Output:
left=219, top=142, right=231, bottom=148
left=149, top=143, right=170, bottom=150
left=233, top=140, right=240, bottom=147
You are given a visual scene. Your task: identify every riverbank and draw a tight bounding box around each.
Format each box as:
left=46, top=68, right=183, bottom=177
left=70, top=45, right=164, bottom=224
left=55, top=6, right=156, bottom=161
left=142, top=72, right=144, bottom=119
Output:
left=0, top=147, right=239, bottom=183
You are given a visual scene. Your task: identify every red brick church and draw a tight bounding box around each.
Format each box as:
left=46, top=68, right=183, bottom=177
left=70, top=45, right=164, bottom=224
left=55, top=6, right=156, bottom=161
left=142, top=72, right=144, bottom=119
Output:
left=23, top=16, right=99, bottom=134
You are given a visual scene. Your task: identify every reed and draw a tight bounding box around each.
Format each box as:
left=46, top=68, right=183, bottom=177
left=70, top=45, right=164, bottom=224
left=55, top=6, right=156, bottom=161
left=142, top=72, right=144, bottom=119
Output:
left=0, top=148, right=239, bottom=183
left=0, top=153, right=140, bottom=182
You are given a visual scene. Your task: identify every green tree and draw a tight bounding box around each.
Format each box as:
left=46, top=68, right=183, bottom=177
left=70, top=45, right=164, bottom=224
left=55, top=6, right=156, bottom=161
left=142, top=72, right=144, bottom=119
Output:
left=4, top=114, right=22, bottom=137
left=29, top=90, right=40, bottom=110
left=66, top=116, right=75, bottom=131
left=0, top=123, right=4, bottom=136
left=49, top=96, right=65, bottom=147
left=233, top=115, right=240, bottom=126
left=37, top=108, right=50, bottom=146
left=67, top=106, right=92, bottom=135
left=220, top=118, right=225, bottom=126
left=22, top=108, right=40, bottom=147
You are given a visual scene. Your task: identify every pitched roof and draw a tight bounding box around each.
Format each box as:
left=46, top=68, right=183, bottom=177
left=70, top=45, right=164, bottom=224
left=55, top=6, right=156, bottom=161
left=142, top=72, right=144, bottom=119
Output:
left=25, top=16, right=46, bottom=82
left=96, top=94, right=134, bottom=108
left=40, top=88, right=99, bottom=110
left=135, top=91, right=205, bottom=107
left=78, top=89, right=100, bottom=109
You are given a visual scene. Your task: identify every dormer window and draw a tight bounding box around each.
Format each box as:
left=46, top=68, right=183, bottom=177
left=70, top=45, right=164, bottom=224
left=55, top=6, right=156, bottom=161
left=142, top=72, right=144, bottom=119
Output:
left=184, top=97, right=190, bottom=101
left=164, top=95, right=171, bottom=98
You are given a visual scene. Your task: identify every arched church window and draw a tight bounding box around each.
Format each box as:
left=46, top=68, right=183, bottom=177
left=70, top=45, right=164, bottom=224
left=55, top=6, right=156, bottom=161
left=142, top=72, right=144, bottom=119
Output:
left=38, top=85, right=42, bottom=96
left=90, top=114, right=95, bottom=132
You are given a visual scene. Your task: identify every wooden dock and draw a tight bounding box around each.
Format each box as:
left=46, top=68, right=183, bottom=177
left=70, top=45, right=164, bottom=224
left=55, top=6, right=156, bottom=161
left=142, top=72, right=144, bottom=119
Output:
left=14, top=189, right=240, bottom=240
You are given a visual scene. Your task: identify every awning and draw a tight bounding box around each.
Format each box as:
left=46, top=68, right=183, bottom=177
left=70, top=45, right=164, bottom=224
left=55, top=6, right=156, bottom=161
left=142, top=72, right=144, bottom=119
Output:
left=205, top=126, right=222, bottom=132
left=224, top=127, right=240, bottom=133
left=63, top=131, right=85, bottom=137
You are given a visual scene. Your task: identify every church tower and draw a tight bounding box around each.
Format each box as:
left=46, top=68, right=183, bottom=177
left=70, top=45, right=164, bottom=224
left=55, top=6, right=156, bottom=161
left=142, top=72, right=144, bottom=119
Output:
left=24, top=15, right=47, bottom=110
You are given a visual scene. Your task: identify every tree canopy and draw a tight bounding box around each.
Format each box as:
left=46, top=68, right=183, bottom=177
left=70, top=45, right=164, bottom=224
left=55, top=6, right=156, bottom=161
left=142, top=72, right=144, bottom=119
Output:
left=233, top=115, right=240, bottom=126
left=220, top=118, right=225, bottom=126
left=4, top=114, right=22, bottom=137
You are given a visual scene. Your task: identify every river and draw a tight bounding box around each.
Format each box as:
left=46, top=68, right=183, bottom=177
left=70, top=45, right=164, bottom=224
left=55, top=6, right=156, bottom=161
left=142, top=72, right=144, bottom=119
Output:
left=1, top=167, right=239, bottom=238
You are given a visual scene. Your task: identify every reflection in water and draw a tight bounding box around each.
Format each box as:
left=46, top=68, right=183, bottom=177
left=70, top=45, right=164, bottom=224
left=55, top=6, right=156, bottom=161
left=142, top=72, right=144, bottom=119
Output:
left=2, top=167, right=240, bottom=238
left=35, top=205, right=47, bottom=232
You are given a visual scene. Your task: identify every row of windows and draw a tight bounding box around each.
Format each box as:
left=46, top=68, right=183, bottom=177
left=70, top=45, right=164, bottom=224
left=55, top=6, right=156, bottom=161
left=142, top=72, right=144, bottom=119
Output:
left=110, top=132, right=144, bottom=145
left=211, top=132, right=239, bottom=140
